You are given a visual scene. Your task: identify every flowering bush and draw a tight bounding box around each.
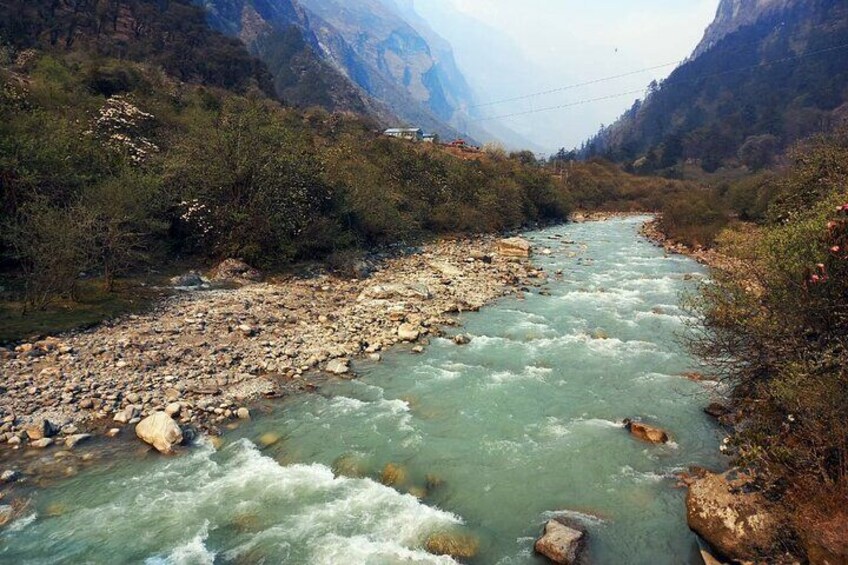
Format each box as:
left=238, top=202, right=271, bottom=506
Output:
left=85, top=95, right=158, bottom=164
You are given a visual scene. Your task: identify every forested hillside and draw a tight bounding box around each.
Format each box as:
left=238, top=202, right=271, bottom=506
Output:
left=0, top=0, right=273, bottom=95
left=0, top=0, right=571, bottom=330
left=582, top=0, right=848, bottom=174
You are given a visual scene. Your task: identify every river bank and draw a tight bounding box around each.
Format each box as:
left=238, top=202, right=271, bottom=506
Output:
left=0, top=216, right=725, bottom=563
left=0, top=234, right=546, bottom=466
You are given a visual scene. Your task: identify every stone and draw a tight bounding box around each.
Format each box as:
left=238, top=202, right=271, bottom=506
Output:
left=534, top=519, right=586, bottom=564
left=170, top=272, right=206, bottom=288
left=429, top=261, right=462, bottom=278
left=30, top=438, right=54, bottom=448
left=624, top=419, right=669, bottom=444
left=325, top=358, right=350, bottom=375
left=397, top=324, right=420, bottom=342
left=165, top=402, right=182, bottom=417
left=0, top=505, right=13, bottom=527
left=64, top=434, right=92, bottom=448
left=1, top=470, right=19, bottom=483
left=686, top=470, right=778, bottom=561
left=236, top=408, right=250, bottom=420
left=425, top=531, right=480, bottom=559
left=361, top=283, right=432, bottom=301
left=704, top=402, right=731, bottom=419
left=411, top=345, right=425, bottom=353
left=497, top=237, right=532, bottom=258
left=380, top=463, right=408, bottom=487
left=470, top=251, right=493, bottom=263
left=257, top=432, right=280, bottom=448
left=135, top=412, right=183, bottom=454
left=453, top=334, right=472, bottom=345
left=24, top=419, right=58, bottom=441
left=210, top=259, right=261, bottom=284
left=106, top=428, right=121, bottom=438
left=331, top=453, right=368, bottom=478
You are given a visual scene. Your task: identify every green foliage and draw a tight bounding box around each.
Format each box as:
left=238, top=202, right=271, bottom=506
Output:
left=562, top=158, right=698, bottom=212
left=689, top=131, right=848, bottom=547
left=0, top=51, right=572, bottom=317
left=166, top=96, right=332, bottom=265
left=660, top=189, right=729, bottom=247
left=583, top=0, right=848, bottom=172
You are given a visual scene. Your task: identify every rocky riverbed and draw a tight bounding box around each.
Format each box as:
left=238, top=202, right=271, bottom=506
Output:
left=0, top=236, right=544, bottom=459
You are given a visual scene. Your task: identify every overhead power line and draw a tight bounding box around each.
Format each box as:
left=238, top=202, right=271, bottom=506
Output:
left=469, top=61, right=681, bottom=109
left=470, top=29, right=784, bottom=110
left=472, top=42, right=848, bottom=123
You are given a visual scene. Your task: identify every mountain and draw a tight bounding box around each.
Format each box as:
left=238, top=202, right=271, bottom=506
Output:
left=693, top=0, right=793, bottom=57
left=195, top=0, right=377, bottom=114
left=295, top=0, right=473, bottom=138
left=581, top=0, right=848, bottom=173
left=196, top=0, right=475, bottom=140
left=0, top=0, right=273, bottom=96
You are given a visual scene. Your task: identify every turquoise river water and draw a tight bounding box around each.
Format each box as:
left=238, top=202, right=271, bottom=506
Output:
left=0, top=217, right=725, bottom=564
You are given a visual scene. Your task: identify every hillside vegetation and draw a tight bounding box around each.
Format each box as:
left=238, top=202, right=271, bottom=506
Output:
left=583, top=0, right=848, bottom=175
left=0, top=40, right=570, bottom=330
left=670, top=129, right=848, bottom=561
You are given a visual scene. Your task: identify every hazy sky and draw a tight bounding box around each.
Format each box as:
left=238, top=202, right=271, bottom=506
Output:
left=413, top=0, right=720, bottom=152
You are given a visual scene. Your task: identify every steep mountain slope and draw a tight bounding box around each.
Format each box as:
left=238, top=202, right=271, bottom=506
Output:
left=195, top=0, right=474, bottom=140
left=195, top=0, right=376, bottom=113
left=296, top=0, right=471, bottom=138
left=0, top=0, right=273, bottom=95
left=693, top=0, right=794, bottom=57
left=582, top=0, right=848, bottom=173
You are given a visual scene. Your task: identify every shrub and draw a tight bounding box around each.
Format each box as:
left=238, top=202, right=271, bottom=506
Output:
left=660, top=190, right=729, bottom=247
left=4, top=199, right=95, bottom=310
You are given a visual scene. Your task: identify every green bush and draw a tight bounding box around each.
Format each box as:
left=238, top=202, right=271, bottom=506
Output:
left=660, top=190, right=729, bottom=247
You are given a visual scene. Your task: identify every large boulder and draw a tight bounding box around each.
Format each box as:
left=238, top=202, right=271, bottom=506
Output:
left=534, top=518, right=586, bottom=564
left=210, top=258, right=261, bottom=285
left=624, top=419, right=669, bottom=444
left=498, top=237, right=532, bottom=258
left=170, top=272, right=207, bottom=288
left=325, top=358, right=350, bottom=375
left=24, top=419, right=59, bottom=440
left=397, top=324, right=421, bottom=342
left=360, top=283, right=432, bottom=301
left=135, top=412, right=183, bottom=454
left=686, top=470, right=778, bottom=561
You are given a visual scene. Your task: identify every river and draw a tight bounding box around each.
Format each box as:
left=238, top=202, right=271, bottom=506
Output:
left=0, top=216, right=724, bottom=564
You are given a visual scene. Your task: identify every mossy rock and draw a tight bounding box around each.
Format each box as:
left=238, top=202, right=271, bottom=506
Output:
left=257, top=432, right=280, bottom=448
left=332, top=453, right=368, bottom=478
left=425, top=531, right=480, bottom=559
left=425, top=473, right=445, bottom=491
left=380, top=463, right=408, bottom=487
left=407, top=486, right=427, bottom=499
left=230, top=512, right=261, bottom=533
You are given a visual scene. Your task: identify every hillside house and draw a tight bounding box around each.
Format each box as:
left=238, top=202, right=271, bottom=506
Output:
left=384, top=127, right=424, bottom=142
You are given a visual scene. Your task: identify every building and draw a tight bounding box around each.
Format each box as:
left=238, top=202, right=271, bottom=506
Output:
left=383, top=127, right=424, bottom=142
left=422, top=134, right=438, bottom=144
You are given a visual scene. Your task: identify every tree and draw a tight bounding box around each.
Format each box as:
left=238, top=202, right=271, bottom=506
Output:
left=738, top=134, right=779, bottom=171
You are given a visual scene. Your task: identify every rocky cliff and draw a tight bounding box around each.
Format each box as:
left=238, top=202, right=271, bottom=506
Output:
left=196, top=0, right=474, bottom=140
left=693, top=0, right=795, bottom=57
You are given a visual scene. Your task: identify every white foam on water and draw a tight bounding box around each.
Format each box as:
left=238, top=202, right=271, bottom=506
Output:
left=310, top=534, right=458, bottom=564
left=5, top=512, right=37, bottom=532
left=557, top=287, right=644, bottom=307
left=634, top=372, right=677, bottom=383
left=616, top=465, right=670, bottom=484
left=488, top=365, right=552, bottom=385
left=146, top=522, right=216, bottom=565
left=541, top=508, right=609, bottom=526
left=568, top=417, right=625, bottom=429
